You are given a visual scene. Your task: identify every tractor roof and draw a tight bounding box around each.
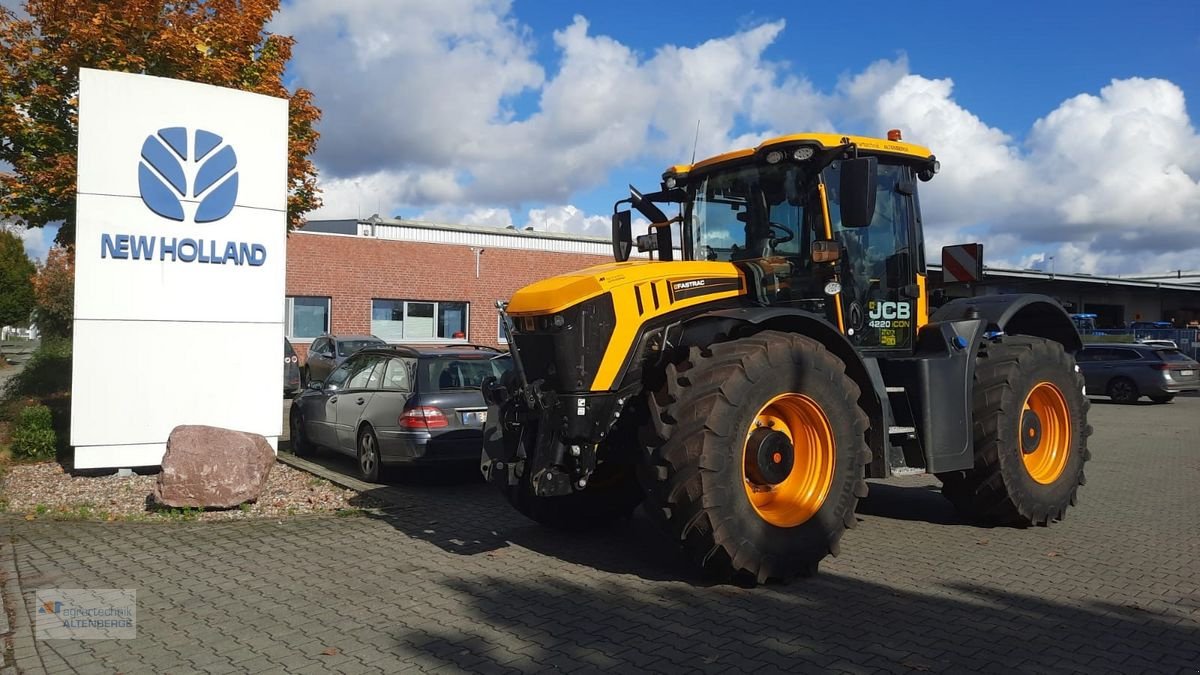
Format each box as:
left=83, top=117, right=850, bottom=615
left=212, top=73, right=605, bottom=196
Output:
left=665, top=132, right=934, bottom=177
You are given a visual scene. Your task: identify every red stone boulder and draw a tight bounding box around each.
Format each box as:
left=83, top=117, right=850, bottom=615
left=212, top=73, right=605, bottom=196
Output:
left=152, top=425, right=275, bottom=508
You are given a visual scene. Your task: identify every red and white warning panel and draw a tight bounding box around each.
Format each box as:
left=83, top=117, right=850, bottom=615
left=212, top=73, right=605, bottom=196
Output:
left=942, top=243, right=984, bottom=283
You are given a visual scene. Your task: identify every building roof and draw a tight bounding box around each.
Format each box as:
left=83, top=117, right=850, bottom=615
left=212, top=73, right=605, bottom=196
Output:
left=928, top=263, right=1200, bottom=293
left=299, top=216, right=634, bottom=257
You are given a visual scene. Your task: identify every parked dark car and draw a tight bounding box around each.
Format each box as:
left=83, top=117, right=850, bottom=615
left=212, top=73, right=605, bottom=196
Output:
left=289, top=344, right=512, bottom=481
left=1076, top=343, right=1199, bottom=403
left=303, top=334, right=387, bottom=385
left=284, top=338, right=302, bottom=397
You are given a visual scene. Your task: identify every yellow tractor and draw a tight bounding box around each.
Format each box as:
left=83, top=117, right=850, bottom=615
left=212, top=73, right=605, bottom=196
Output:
left=482, top=131, right=1090, bottom=583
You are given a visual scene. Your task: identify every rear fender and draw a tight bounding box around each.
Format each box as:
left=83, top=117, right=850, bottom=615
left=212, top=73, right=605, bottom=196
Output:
left=932, top=294, right=1083, bottom=352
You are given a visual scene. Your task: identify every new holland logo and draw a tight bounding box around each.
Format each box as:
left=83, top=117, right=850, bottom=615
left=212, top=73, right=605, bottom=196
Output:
left=99, top=127, right=265, bottom=266
left=138, top=127, right=238, bottom=223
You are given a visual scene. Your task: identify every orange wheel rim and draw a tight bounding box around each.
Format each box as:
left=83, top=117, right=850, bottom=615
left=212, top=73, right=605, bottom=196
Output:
left=1020, top=381, right=1072, bottom=484
left=742, top=393, right=836, bottom=527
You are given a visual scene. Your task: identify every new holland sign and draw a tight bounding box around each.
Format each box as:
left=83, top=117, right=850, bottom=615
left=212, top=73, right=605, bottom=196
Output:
left=72, top=69, right=288, bottom=469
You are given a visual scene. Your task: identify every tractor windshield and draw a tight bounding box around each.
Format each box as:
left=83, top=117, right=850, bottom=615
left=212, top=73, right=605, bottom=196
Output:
left=687, top=163, right=821, bottom=262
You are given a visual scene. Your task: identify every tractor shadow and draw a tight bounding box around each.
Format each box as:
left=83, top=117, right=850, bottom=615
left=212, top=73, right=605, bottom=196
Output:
left=853, top=480, right=974, bottom=526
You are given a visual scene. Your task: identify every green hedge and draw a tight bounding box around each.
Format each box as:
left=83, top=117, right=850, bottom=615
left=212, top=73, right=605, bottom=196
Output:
left=11, top=403, right=56, bottom=460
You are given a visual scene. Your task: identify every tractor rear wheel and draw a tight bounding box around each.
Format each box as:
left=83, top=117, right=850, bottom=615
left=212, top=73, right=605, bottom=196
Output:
left=641, top=331, right=870, bottom=583
left=504, top=458, right=644, bottom=531
left=938, top=335, right=1091, bottom=525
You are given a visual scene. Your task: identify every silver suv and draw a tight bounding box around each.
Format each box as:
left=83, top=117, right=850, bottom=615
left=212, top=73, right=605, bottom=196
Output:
left=1076, top=344, right=1199, bottom=403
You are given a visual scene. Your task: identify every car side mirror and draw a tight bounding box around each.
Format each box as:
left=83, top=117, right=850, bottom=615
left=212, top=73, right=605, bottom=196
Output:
left=839, top=157, right=878, bottom=228
left=307, top=380, right=323, bottom=390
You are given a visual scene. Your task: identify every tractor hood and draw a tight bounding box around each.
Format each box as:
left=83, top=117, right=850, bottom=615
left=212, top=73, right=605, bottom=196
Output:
left=506, top=260, right=744, bottom=316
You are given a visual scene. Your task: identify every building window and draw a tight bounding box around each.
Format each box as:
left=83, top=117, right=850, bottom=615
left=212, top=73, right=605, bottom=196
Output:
left=286, top=296, right=330, bottom=340
left=371, top=300, right=468, bottom=342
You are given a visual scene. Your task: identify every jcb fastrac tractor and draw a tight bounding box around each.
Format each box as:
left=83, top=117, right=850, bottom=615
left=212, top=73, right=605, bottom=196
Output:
left=481, top=131, right=1090, bottom=583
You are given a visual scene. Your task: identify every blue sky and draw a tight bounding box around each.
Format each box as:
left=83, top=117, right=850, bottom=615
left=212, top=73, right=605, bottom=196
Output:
left=269, top=0, right=1200, bottom=275
left=514, top=0, right=1199, bottom=137
left=8, top=0, right=1200, bottom=273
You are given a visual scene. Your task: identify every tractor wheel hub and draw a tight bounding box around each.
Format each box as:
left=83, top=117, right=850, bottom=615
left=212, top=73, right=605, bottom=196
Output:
left=745, top=428, right=794, bottom=485
left=1020, top=409, right=1043, bottom=455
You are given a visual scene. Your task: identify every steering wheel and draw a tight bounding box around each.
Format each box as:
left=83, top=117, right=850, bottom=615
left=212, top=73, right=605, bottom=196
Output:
left=768, top=222, right=794, bottom=246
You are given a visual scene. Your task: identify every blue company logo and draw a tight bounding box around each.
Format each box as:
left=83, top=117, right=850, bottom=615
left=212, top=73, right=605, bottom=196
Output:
left=138, top=127, right=238, bottom=222
left=102, top=126, right=265, bottom=267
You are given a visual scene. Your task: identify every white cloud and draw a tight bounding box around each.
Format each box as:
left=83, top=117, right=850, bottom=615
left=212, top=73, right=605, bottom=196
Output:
left=525, top=204, right=609, bottom=237
left=276, top=2, right=1200, bottom=275
left=0, top=218, right=51, bottom=263
left=413, top=205, right=514, bottom=229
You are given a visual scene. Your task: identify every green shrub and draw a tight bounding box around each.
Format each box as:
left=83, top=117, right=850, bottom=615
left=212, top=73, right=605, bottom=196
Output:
left=11, top=403, right=57, bottom=460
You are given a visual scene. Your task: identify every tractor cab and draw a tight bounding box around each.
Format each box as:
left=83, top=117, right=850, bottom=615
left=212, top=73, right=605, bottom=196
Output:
left=611, top=132, right=940, bottom=353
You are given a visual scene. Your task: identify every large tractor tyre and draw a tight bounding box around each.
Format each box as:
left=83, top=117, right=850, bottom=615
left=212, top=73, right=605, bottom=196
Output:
left=938, top=335, right=1091, bottom=526
left=641, top=331, right=871, bottom=584
left=504, top=458, right=644, bottom=531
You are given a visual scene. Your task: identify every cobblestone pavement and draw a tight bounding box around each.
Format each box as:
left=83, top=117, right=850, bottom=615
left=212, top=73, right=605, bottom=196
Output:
left=3, top=397, right=1198, bottom=674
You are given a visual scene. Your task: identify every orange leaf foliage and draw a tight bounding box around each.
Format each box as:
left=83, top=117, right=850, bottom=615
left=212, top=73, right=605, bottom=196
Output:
left=0, top=0, right=322, bottom=242
left=31, top=244, right=74, bottom=337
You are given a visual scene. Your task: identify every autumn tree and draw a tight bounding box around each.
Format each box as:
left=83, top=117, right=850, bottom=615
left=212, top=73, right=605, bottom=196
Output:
left=0, top=228, right=36, bottom=331
left=0, top=0, right=322, bottom=244
left=31, top=244, right=74, bottom=339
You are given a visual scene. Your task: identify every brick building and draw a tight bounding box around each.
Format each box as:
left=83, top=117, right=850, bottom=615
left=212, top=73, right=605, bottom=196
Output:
left=287, top=217, right=1200, bottom=363
left=285, top=216, right=617, bottom=361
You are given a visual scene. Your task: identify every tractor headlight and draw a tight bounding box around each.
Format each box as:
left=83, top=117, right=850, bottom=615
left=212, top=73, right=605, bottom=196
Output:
left=765, top=150, right=785, bottom=164
left=793, top=147, right=814, bottom=161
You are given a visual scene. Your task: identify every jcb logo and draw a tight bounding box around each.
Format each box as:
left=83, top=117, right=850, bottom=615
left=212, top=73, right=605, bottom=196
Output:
left=869, top=302, right=911, bottom=320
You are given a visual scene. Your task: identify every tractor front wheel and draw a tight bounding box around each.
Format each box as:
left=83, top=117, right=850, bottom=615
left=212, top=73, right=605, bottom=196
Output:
left=641, top=331, right=870, bottom=583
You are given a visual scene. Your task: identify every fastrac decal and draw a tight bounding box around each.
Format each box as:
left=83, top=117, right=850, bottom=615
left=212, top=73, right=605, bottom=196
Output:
left=100, top=127, right=266, bottom=267
left=138, top=127, right=238, bottom=223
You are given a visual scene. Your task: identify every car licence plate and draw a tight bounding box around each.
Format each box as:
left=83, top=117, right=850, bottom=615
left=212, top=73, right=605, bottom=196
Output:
left=460, top=410, right=487, bottom=425
left=1181, top=370, right=1195, bottom=377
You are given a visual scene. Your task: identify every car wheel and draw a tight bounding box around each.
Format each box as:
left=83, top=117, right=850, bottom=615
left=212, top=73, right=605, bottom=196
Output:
left=290, top=409, right=315, bottom=457
left=357, top=426, right=381, bottom=483
left=1149, top=395, right=1175, bottom=404
left=1106, top=377, right=1139, bottom=404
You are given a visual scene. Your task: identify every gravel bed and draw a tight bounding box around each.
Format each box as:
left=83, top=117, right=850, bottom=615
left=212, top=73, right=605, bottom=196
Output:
left=0, top=460, right=385, bottom=521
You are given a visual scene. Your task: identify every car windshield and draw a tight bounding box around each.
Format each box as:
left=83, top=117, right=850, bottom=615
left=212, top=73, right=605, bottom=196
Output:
left=421, top=356, right=513, bottom=390
left=1158, top=349, right=1194, bottom=363
left=338, top=339, right=384, bottom=356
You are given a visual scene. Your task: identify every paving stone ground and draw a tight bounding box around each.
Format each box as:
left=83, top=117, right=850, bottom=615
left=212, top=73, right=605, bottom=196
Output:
left=3, top=396, right=1198, bottom=674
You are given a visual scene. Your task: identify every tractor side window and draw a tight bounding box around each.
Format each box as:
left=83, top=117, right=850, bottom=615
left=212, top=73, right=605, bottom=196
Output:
left=823, top=160, right=916, bottom=349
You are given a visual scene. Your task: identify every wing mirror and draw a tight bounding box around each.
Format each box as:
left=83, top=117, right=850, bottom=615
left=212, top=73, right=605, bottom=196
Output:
left=812, top=239, right=840, bottom=263
left=839, top=157, right=878, bottom=228
left=611, top=210, right=632, bottom=262
left=306, top=380, right=323, bottom=391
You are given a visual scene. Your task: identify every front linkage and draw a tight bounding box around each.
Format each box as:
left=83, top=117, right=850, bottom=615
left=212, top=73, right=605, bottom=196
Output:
left=481, top=302, right=627, bottom=497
